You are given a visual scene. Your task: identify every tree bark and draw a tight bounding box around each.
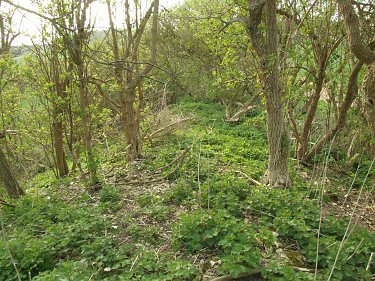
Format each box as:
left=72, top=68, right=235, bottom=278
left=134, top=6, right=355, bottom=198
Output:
left=75, top=2, right=98, bottom=183
left=363, top=64, right=375, bottom=156
left=0, top=148, right=24, bottom=198
left=122, top=93, right=142, bottom=160
left=77, top=62, right=98, bottom=183
left=263, top=0, right=291, bottom=187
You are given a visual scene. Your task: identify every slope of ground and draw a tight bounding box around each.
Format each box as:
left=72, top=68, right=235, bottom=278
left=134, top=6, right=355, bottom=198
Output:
left=0, top=98, right=374, bottom=280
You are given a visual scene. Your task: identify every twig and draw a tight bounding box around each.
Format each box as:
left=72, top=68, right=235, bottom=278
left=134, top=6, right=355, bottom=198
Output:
left=366, top=252, right=374, bottom=271
left=235, top=170, right=261, bottom=186
left=129, top=254, right=139, bottom=272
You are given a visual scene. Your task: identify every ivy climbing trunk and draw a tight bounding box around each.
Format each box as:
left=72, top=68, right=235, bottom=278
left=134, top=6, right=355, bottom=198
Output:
left=0, top=148, right=24, bottom=198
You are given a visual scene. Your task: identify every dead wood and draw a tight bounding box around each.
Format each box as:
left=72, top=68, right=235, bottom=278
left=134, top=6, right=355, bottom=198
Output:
left=0, top=197, right=16, bottom=208
left=144, top=117, right=193, bottom=141
left=235, top=170, right=262, bottom=186
left=155, top=145, right=192, bottom=172
left=210, top=270, right=261, bottom=281
left=117, top=146, right=191, bottom=185
left=226, top=94, right=260, bottom=123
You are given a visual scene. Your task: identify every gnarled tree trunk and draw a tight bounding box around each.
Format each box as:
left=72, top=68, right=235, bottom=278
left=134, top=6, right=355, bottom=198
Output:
left=338, top=0, right=375, bottom=157
left=243, top=0, right=291, bottom=187
left=122, top=92, right=142, bottom=160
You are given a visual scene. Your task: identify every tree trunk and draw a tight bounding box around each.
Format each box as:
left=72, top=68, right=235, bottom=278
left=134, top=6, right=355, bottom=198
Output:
left=53, top=113, right=69, bottom=177
left=122, top=92, right=142, bottom=161
left=263, top=0, right=291, bottom=187
left=297, top=62, right=326, bottom=160
left=245, top=0, right=291, bottom=187
left=0, top=148, right=24, bottom=198
left=225, top=101, right=236, bottom=120
left=77, top=63, right=98, bottom=183
left=106, top=0, right=159, bottom=163
left=363, top=63, right=375, bottom=157
left=51, top=55, right=69, bottom=178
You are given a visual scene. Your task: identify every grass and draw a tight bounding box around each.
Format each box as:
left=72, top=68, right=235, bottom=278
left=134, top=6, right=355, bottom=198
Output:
left=0, top=97, right=374, bottom=280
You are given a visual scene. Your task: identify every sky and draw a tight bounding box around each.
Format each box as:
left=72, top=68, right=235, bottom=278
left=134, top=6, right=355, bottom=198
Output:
left=3, top=0, right=184, bottom=46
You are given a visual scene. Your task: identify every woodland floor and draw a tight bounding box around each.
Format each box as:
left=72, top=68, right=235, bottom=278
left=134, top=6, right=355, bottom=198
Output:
left=1, top=98, right=374, bottom=280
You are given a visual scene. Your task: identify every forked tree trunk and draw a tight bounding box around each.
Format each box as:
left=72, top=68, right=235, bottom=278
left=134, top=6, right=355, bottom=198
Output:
left=0, top=148, right=24, bottom=198
left=106, top=0, right=159, bottom=162
left=304, top=61, right=363, bottom=162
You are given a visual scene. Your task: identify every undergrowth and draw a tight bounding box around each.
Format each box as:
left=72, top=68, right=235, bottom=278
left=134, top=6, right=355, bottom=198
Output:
left=0, top=97, right=374, bottom=280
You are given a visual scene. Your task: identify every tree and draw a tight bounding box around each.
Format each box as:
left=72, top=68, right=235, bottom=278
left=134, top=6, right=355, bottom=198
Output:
left=223, top=0, right=291, bottom=187
left=0, top=1, right=24, bottom=198
left=106, top=0, right=160, bottom=162
left=31, top=33, right=71, bottom=178
left=338, top=0, right=375, bottom=156
left=0, top=147, right=24, bottom=198
left=3, top=0, right=100, bottom=183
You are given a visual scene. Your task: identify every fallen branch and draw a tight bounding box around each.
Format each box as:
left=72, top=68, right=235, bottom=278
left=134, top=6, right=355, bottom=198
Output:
left=226, top=94, right=260, bottom=123
left=117, top=146, right=191, bottom=185
left=155, top=145, right=192, bottom=172
left=210, top=270, right=261, bottom=281
left=144, top=117, right=193, bottom=141
left=235, top=170, right=262, bottom=186
left=0, top=198, right=16, bottom=208
left=226, top=105, right=258, bottom=123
